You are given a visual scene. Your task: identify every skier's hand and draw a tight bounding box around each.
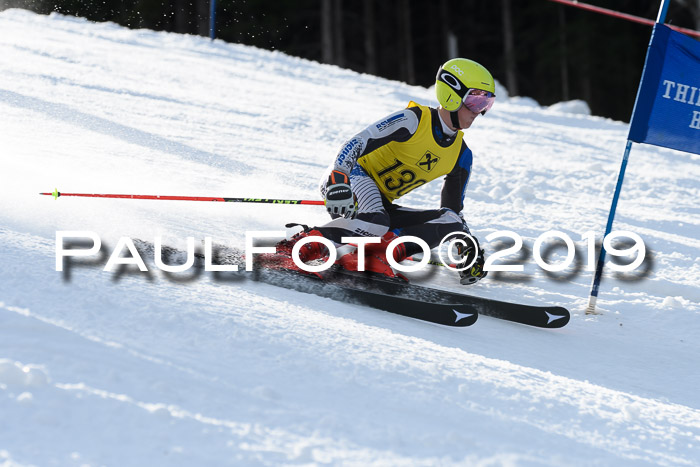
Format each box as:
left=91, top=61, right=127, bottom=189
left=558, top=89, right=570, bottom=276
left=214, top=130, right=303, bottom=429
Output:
left=325, top=170, right=356, bottom=218
left=456, top=234, right=487, bottom=285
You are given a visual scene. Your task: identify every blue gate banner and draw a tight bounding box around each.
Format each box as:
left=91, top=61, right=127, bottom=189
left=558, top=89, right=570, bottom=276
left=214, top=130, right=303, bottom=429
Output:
left=628, top=24, right=700, bottom=155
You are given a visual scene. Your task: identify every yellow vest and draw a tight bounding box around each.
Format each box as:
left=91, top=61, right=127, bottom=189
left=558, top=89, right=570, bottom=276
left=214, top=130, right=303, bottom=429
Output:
left=358, top=102, right=464, bottom=202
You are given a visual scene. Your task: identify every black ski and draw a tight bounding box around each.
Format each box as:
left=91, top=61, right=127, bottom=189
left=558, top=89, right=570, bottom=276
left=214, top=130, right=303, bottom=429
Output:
left=322, top=267, right=570, bottom=328
left=148, top=242, right=568, bottom=328
left=251, top=265, right=478, bottom=327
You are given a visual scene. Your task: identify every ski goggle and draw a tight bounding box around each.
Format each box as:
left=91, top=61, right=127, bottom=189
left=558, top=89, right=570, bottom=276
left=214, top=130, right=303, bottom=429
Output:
left=463, top=89, right=496, bottom=114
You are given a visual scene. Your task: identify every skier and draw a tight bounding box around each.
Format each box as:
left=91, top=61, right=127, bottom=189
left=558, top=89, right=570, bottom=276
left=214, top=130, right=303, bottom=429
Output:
left=278, top=58, right=494, bottom=285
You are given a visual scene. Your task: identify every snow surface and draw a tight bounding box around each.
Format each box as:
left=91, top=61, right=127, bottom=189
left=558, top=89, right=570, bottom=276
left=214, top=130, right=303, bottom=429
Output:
left=1, top=9, right=700, bottom=466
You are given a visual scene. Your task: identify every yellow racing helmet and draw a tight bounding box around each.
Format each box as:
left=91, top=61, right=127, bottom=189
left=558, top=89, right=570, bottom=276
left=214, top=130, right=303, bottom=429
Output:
left=435, top=58, right=496, bottom=112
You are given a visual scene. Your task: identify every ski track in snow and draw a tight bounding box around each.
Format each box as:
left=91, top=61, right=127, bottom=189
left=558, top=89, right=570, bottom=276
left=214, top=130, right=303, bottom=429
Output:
left=1, top=9, right=699, bottom=466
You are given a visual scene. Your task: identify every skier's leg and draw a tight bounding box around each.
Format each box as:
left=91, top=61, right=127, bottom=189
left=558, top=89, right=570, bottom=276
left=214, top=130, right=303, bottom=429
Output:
left=385, top=206, right=465, bottom=256
left=387, top=205, right=487, bottom=283
left=331, top=204, right=464, bottom=276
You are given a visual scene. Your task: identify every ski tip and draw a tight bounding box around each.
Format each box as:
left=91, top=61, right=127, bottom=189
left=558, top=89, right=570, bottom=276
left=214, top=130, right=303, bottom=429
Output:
left=452, top=308, right=478, bottom=326
left=544, top=308, right=570, bottom=328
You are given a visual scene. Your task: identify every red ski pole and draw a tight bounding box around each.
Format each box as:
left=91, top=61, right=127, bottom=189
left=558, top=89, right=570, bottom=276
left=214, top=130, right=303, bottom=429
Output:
left=40, top=189, right=325, bottom=206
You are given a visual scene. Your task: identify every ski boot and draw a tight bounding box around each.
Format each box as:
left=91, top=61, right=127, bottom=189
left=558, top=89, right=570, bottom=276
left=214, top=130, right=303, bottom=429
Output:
left=338, top=232, right=407, bottom=278
left=276, top=228, right=328, bottom=262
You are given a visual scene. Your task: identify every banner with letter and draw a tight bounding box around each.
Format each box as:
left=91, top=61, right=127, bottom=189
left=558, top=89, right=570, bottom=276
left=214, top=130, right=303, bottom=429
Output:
left=628, top=24, right=700, bottom=155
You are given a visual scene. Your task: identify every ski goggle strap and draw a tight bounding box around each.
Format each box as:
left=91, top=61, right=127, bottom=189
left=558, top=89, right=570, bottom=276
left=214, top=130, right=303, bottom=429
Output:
left=463, top=89, right=496, bottom=115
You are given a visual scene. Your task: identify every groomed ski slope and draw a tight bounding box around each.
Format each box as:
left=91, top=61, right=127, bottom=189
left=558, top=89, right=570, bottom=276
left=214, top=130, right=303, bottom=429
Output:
left=1, top=9, right=699, bottom=466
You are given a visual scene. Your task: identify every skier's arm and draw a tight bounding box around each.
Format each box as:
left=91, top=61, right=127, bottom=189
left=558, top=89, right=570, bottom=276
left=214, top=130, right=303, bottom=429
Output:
left=440, top=142, right=473, bottom=214
left=332, top=107, right=421, bottom=174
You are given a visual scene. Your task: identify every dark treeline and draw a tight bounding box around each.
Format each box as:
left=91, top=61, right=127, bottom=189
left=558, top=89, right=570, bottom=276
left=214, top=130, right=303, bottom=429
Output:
left=4, top=0, right=699, bottom=121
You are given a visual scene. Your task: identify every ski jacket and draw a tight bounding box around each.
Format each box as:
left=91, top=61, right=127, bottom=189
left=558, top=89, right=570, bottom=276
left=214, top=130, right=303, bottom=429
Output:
left=333, top=102, right=473, bottom=213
